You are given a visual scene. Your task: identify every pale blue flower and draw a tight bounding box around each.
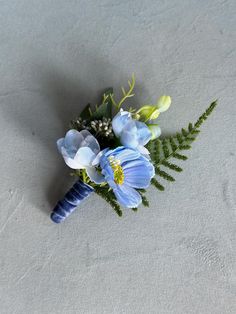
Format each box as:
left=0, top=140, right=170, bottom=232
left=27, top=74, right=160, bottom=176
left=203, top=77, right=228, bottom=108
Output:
left=99, top=147, right=155, bottom=208
left=112, top=110, right=152, bottom=154
left=57, top=129, right=102, bottom=182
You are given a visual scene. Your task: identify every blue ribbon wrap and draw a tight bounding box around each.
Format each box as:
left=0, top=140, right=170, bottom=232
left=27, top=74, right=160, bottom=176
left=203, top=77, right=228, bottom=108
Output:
left=50, top=180, right=94, bottom=223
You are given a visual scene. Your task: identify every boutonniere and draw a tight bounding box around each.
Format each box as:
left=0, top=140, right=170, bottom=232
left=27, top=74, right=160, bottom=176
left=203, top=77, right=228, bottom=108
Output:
left=50, top=75, right=217, bottom=223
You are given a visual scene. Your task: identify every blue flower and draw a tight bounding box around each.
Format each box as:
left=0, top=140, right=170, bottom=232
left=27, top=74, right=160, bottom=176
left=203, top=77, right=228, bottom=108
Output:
left=99, top=147, right=155, bottom=208
left=57, top=129, right=102, bottom=182
left=112, top=110, right=152, bottom=154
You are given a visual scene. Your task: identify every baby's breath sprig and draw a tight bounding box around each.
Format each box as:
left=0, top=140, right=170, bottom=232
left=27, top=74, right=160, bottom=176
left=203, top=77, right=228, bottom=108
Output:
left=90, top=117, right=113, bottom=138
left=70, top=116, right=114, bottom=139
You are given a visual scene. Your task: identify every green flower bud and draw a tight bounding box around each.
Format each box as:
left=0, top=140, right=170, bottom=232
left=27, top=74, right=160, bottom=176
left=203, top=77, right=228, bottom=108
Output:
left=147, top=124, right=161, bottom=140
left=156, top=95, right=171, bottom=112
left=136, top=105, right=160, bottom=122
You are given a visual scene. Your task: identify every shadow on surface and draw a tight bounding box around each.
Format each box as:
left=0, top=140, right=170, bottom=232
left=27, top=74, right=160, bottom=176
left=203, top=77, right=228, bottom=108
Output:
left=34, top=57, right=120, bottom=214
left=1, top=53, right=155, bottom=216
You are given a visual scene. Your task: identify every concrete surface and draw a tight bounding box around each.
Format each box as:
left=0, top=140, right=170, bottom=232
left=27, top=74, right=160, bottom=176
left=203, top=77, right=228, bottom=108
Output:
left=0, top=1, right=236, bottom=313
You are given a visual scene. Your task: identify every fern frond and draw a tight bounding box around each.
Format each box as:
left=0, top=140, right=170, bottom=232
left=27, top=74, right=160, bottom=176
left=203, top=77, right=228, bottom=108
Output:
left=170, top=137, right=178, bottom=150
left=181, top=128, right=188, bottom=137
left=155, top=167, right=175, bottom=182
left=151, top=178, right=165, bottom=191
left=172, top=153, right=188, bottom=160
left=163, top=138, right=170, bottom=158
left=188, top=123, right=193, bottom=131
left=141, top=194, right=149, bottom=207
left=176, top=133, right=184, bottom=144
left=150, top=100, right=217, bottom=191
left=161, top=161, right=183, bottom=172
left=195, top=100, right=217, bottom=128
left=179, top=144, right=191, bottom=150
left=93, top=186, right=122, bottom=217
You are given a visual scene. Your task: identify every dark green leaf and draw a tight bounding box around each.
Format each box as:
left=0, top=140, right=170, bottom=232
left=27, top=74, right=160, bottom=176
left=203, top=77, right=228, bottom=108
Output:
left=93, top=88, right=113, bottom=119
left=80, top=103, right=92, bottom=120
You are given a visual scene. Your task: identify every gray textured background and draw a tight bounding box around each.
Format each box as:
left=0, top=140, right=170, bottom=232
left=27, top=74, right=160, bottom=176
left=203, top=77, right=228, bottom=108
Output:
left=0, top=1, right=236, bottom=313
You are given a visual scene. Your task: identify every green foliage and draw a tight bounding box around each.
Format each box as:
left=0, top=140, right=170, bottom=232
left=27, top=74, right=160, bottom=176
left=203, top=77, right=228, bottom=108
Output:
left=93, top=88, right=113, bottom=119
left=155, top=167, right=175, bottom=182
left=151, top=178, right=165, bottom=191
left=141, top=194, right=149, bottom=207
left=110, top=74, right=136, bottom=109
left=161, top=161, right=183, bottom=172
left=148, top=100, right=217, bottom=191
left=93, top=185, right=123, bottom=217
left=79, top=103, right=92, bottom=120
left=72, top=170, right=123, bottom=217
left=73, top=88, right=114, bottom=124
left=72, top=78, right=217, bottom=216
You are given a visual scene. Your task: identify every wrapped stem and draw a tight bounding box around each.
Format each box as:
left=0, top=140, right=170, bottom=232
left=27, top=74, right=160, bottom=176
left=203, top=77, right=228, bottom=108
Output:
left=51, top=180, right=94, bottom=223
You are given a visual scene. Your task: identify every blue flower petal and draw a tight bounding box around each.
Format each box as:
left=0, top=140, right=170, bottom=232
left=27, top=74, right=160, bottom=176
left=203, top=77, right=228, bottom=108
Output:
left=64, top=129, right=83, bottom=156
left=80, top=130, right=100, bottom=154
left=112, top=110, right=131, bottom=137
left=113, top=114, right=152, bottom=150
left=86, top=167, right=105, bottom=184
left=113, top=184, right=142, bottom=208
left=92, top=148, right=109, bottom=166
left=120, top=131, right=139, bottom=149
left=57, top=138, right=65, bottom=153
left=60, top=147, right=82, bottom=169
left=135, top=121, right=152, bottom=145
left=123, top=159, right=155, bottom=188
left=74, top=147, right=96, bottom=168
left=112, top=147, right=140, bottom=164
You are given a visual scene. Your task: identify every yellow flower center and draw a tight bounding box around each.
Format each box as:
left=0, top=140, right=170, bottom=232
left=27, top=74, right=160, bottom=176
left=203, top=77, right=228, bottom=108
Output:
left=109, top=157, right=124, bottom=185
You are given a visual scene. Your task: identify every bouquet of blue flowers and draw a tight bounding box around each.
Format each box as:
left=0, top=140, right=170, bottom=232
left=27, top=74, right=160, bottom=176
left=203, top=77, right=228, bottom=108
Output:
left=51, top=75, right=217, bottom=223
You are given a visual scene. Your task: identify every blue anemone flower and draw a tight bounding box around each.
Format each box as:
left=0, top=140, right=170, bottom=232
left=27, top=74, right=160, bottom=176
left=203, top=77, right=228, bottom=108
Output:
left=99, top=147, right=155, bottom=208
left=112, top=110, right=152, bottom=154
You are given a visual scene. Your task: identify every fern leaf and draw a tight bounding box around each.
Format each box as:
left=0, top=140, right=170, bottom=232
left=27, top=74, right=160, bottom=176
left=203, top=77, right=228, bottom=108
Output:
left=194, top=101, right=217, bottom=128
left=170, top=137, right=178, bottom=151
left=151, top=178, right=165, bottom=191
left=179, top=144, right=191, bottom=150
left=188, top=123, right=193, bottom=131
left=172, top=153, right=188, bottom=160
left=141, top=194, right=149, bottom=207
left=93, top=186, right=122, bottom=217
left=155, top=167, right=175, bottom=182
left=163, top=138, right=170, bottom=158
left=176, top=133, right=184, bottom=144
left=162, top=161, right=183, bottom=172
left=181, top=128, right=188, bottom=137
left=192, top=129, right=200, bottom=135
